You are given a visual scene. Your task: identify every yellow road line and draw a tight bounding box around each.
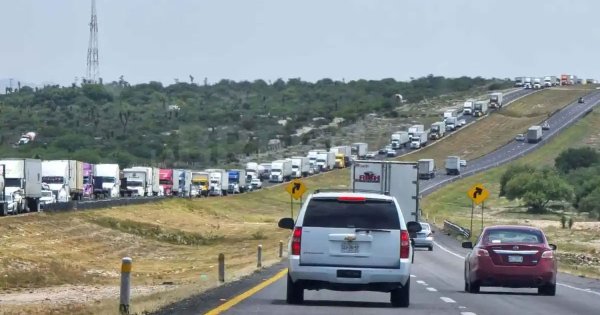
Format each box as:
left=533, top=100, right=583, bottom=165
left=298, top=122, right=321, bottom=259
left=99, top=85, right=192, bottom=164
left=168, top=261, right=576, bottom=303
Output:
left=204, top=268, right=288, bottom=315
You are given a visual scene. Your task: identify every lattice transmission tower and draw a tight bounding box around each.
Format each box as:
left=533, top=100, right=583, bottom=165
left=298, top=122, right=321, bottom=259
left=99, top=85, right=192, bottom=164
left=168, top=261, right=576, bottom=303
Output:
left=86, top=0, right=99, bottom=83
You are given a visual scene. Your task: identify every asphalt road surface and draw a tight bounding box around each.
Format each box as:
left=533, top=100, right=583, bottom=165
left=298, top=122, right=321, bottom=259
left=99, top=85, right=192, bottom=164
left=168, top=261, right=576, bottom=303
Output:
left=152, top=87, right=600, bottom=315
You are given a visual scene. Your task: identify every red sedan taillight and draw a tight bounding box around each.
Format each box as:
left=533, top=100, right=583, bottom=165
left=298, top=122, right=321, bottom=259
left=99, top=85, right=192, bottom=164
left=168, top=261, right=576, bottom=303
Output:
left=400, top=230, right=410, bottom=259
left=476, top=248, right=489, bottom=257
left=541, top=250, right=554, bottom=259
left=291, top=227, right=302, bottom=256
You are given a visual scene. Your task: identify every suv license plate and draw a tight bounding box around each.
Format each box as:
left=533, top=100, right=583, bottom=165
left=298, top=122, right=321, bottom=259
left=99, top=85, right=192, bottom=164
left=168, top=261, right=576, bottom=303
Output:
left=508, top=255, right=523, bottom=263
left=341, top=242, right=359, bottom=253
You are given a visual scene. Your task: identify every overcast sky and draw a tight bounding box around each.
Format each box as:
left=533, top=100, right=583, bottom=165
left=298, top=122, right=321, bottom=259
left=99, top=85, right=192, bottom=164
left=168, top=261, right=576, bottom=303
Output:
left=1, top=0, right=599, bottom=86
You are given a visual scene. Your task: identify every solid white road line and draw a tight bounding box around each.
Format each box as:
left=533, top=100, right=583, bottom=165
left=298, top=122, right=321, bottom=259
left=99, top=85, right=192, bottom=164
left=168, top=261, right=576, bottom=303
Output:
left=433, top=241, right=600, bottom=296
left=440, top=297, right=456, bottom=303
left=426, top=287, right=438, bottom=292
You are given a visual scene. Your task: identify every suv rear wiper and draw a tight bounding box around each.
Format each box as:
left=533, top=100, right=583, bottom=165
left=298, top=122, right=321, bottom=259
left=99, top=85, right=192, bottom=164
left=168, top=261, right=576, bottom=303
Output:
left=355, top=228, right=391, bottom=233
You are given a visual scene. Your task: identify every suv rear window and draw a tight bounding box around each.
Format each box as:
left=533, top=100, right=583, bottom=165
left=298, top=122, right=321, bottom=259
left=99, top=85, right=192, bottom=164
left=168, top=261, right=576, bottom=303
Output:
left=302, top=198, right=400, bottom=229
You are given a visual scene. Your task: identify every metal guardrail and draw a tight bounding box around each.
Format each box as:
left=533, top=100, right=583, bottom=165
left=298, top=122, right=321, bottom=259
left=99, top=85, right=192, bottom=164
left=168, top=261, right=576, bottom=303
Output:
left=42, top=196, right=166, bottom=213
left=443, top=219, right=471, bottom=238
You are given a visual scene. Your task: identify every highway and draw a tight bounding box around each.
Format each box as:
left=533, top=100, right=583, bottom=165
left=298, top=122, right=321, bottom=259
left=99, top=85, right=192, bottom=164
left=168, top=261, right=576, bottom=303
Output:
left=152, top=87, right=600, bottom=315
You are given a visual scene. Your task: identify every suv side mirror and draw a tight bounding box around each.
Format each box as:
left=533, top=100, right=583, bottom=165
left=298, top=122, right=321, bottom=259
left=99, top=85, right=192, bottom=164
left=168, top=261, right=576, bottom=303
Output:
left=462, top=241, right=473, bottom=249
left=549, top=244, right=557, bottom=251
left=278, top=218, right=295, bottom=230
left=406, top=221, right=422, bottom=233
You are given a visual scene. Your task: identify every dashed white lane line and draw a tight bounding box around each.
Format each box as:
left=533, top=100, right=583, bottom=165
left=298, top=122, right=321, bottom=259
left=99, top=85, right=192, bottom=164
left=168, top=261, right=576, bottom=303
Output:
left=461, top=312, right=477, bottom=315
left=426, top=287, right=438, bottom=292
left=440, top=297, right=456, bottom=303
left=416, top=280, right=428, bottom=285
left=433, top=241, right=600, bottom=296
left=410, top=275, right=417, bottom=278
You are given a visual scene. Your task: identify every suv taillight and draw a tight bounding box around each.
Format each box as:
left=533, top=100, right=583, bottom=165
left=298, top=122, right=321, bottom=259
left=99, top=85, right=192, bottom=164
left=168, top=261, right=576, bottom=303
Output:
left=400, top=230, right=410, bottom=259
left=291, top=227, right=302, bottom=256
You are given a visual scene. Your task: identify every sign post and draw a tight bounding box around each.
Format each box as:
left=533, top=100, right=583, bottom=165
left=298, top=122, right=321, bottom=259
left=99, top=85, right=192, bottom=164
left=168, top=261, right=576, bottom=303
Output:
left=285, top=179, right=307, bottom=218
left=467, top=183, right=490, bottom=240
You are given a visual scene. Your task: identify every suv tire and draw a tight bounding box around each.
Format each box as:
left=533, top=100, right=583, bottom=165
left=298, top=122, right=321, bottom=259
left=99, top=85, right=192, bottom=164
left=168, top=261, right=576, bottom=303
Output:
left=286, top=274, right=304, bottom=304
left=390, top=278, right=410, bottom=307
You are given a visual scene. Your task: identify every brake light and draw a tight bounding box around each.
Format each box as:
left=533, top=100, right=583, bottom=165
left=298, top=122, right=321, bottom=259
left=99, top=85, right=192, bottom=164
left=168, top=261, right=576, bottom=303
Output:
left=337, top=196, right=366, bottom=202
left=400, top=230, right=410, bottom=259
left=291, top=227, right=302, bottom=256
left=476, top=248, right=489, bottom=257
left=541, top=250, right=554, bottom=259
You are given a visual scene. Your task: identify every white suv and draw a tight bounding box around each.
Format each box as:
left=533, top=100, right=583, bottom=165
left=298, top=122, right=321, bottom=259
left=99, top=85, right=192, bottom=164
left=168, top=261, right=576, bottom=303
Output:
left=278, top=191, right=422, bottom=307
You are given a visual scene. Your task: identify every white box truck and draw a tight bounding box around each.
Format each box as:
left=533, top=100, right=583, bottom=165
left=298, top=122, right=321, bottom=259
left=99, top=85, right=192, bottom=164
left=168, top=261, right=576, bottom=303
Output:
left=205, top=169, right=229, bottom=196
left=307, top=149, right=326, bottom=169
left=489, top=92, right=503, bottom=108
left=429, top=122, right=446, bottom=140
left=128, top=166, right=160, bottom=196
left=418, top=159, right=435, bottom=180
left=410, top=131, right=428, bottom=149
left=93, top=164, right=121, bottom=198
left=245, top=162, right=259, bottom=181
left=473, top=101, right=489, bottom=117
left=445, top=156, right=461, bottom=175
left=408, top=125, right=425, bottom=140
left=527, top=125, right=543, bottom=143
left=316, top=151, right=336, bottom=172
left=391, top=131, right=410, bottom=149
left=350, top=160, right=420, bottom=222
left=41, top=160, right=84, bottom=201
left=351, top=143, right=368, bottom=159
left=291, top=156, right=310, bottom=178
left=270, top=160, right=293, bottom=182
left=0, top=158, right=42, bottom=213
left=122, top=168, right=147, bottom=197
left=463, top=99, right=475, bottom=115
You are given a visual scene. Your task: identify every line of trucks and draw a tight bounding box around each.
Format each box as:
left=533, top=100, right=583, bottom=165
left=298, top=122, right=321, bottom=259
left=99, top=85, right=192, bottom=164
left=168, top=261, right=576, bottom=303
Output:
left=513, top=75, right=595, bottom=88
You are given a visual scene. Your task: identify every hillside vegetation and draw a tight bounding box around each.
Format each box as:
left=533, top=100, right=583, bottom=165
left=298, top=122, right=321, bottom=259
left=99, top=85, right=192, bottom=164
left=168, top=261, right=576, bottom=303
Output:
left=0, top=76, right=509, bottom=168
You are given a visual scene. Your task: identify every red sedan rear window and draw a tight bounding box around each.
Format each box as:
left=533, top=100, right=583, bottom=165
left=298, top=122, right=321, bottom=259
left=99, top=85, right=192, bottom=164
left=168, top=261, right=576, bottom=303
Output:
left=482, top=229, right=544, bottom=244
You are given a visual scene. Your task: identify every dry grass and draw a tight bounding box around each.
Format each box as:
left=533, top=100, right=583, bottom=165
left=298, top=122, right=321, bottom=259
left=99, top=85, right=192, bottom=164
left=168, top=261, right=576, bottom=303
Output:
left=396, top=88, right=590, bottom=168
left=0, top=87, right=596, bottom=314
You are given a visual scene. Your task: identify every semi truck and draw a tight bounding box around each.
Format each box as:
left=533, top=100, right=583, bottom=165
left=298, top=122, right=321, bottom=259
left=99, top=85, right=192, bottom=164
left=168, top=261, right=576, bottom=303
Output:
left=159, top=169, right=180, bottom=196
left=350, top=160, right=420, bottom=222
left=408, top=125, right=425, bottom=140
left=524, top=77, right=532, bottom=89
left=259, top=163, right=272, bottom=180
left=128, top=167, right=160, bottom=196
left=41, top=160, right=84, bottom=201
left=205, top=169, right=229, bottom=196
left=533, top=77, right=543, bottom=89
left=270, top=160, right=293, bottom=183
left=473, top=101, right=489, bottom=117
left=290, top=156, right=310, bottom=178
left=191, top=171, right=209, bottom=197
left=514, top=77, right=524, bottom=87
left=527, top=125, right=543, bottom=143
left=429, top=122, right=446, bottom=140
left=316, top=151, right=336, bottom=172
left=409, top=131, right=428, bottom=149
left=122, top=168, right=147, bottom=197
left=93, top=164, right=121, bottom=198
left=330, top=146, right=352, bottom=168
left=418, top=158, right=435, bottom=180
left=174, top=169, right=192, bottom=197
left=227, top=169, right=247, bottom=194
left=445, top=116, right=458, bottom=131
left=391, top=131, right=410, bottom=149
left=350, top=143, right=368, bottom=159
left=463, top=99, right=475, bottom=115
left=0, top=158, right=42, bottom=213
left=82, top=163, right=94, bottom=199
left=445, top=156, right=461, bottom=175
left=245, top=162, right=264, bottom=181
left=489, top=92, right=503, bottom=109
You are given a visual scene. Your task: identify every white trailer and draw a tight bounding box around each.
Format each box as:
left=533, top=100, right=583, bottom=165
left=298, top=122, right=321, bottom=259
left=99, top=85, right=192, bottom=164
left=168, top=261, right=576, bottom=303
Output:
left=408, top=125, right=425, bottom=140
left=391, top=131, right=410, bottom=149
left=463, top=99, right=475, bottom=115
left=227, top=169, right=247, bottom=194
left=418, top=159, right=435, bottom=180
left=122, top=168, right=147, bottom=197
left=128, top=166, right=160, bottom=196
left=409, top=131, right=428, bottom=149
left=245, top=162, right=259, bottom=181
left=269, top=160, right=293, bottom=183
left=316, top=151, right=336, bottom=171
left=41, top=160, right=84, bottom=201
left=489, top=92, right=504, bottom=108
left=205, top=169, right=229, bottom=196
left=445, top=156, right=461, bottom=175
left=291, top=156, right=310, bottom=178
left=350, top=160, right=420, bottom=222
left=429, top=122, right=446, bottom=140
left=93, top=164, right=121, bottom=198
left=307, top=149, right=326, bottom=168
left=174, top=169, right=192, bottom=197
left=473, top=101, right=489, bottom=117
left=0, top=158, right=42, bottom=213
left=527, top=125, right=543, bottom=143
left=351, top=143, right=368, bottom=159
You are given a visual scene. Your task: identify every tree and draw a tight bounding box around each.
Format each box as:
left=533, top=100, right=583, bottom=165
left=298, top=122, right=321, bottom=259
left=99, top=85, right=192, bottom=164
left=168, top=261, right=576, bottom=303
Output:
left=565, top=166, right=600, bottom=208
left=499, top=164, right=535, bottom=196
left=555, top=147, right=600, bottom=173
left=579, top=187, right=600, bottom=220
left=504, top=168, right=573, bottom=213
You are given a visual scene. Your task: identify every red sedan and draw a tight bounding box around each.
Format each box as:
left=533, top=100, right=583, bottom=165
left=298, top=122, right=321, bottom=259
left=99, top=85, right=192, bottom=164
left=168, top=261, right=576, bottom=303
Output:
left=462, top=225, right=557, bottom=295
